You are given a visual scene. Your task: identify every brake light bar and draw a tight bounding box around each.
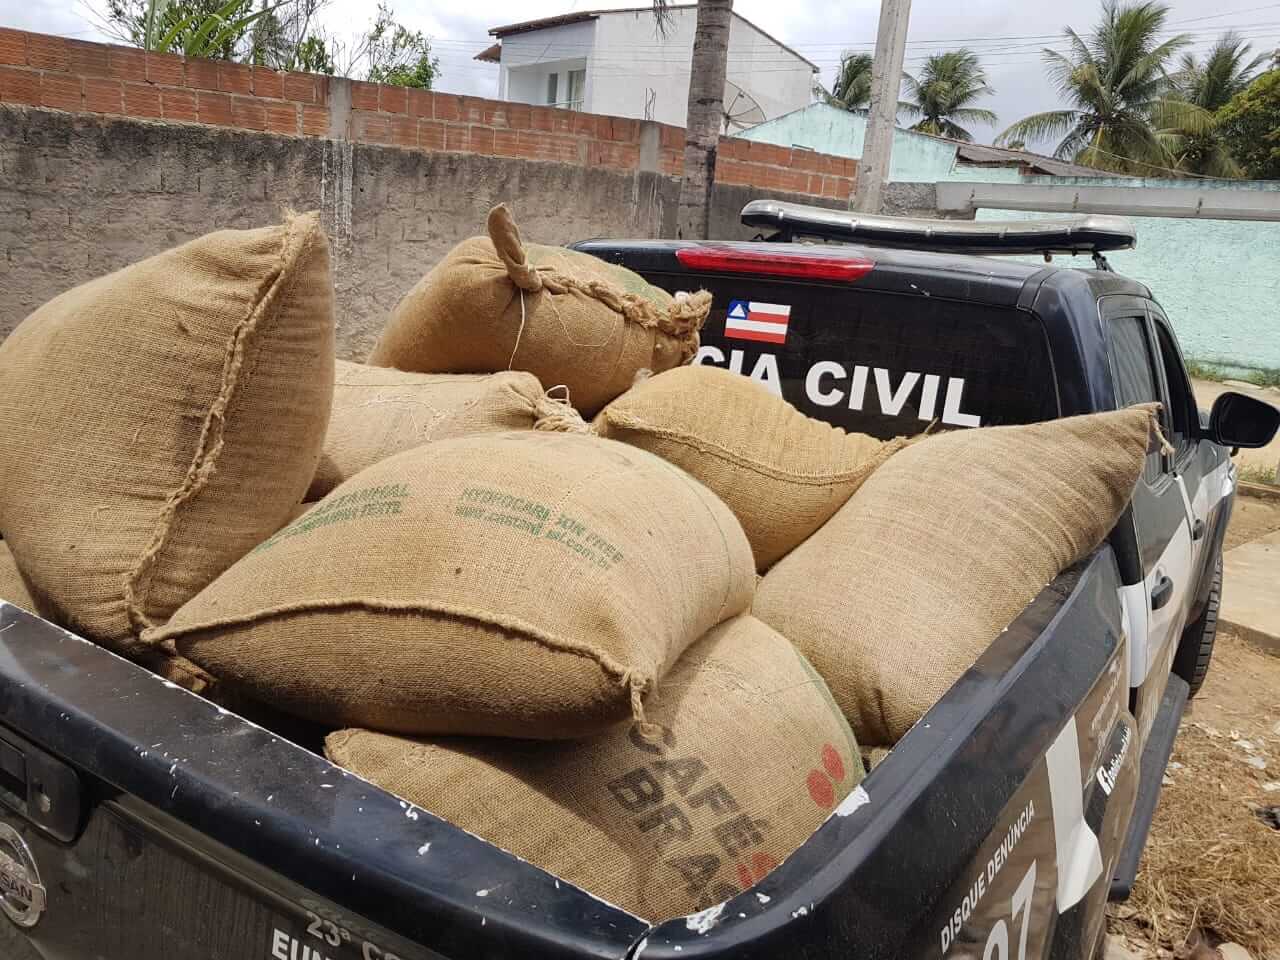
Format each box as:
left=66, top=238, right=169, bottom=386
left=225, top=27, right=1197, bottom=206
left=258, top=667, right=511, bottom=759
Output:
left=675, top=245, right=875, bottom=282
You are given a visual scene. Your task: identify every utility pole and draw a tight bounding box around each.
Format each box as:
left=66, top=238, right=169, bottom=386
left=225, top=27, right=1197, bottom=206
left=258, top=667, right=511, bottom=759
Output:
left=852, top=0, right=911, bottom=213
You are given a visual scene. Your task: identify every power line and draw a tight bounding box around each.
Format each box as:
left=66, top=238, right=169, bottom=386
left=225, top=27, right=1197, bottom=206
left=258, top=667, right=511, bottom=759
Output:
left=453, top=29, right=1280, bottom=66
left=429, top=18, right=1280, bottom=51
left=1170, top=0, right=1280, bottom=24
left=1069, top=144, right=1234, bottom=179
left=430, top=1, right=1280, bottom=50
left=489, top=30, right=1280, bottom=71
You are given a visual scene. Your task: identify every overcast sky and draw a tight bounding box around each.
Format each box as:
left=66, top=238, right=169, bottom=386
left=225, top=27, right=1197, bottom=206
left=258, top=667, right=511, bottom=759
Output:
left=6, top=0, right=1280, bottom=146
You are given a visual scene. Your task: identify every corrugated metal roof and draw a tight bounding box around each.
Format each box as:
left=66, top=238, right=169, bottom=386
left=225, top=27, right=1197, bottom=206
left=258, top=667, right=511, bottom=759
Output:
left=951, top=141, right=1122, bottom=178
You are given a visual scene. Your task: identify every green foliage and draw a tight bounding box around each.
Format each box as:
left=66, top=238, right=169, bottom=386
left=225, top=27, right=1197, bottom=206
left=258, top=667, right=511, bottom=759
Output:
left=995, top=1, right=1203, bottom=174
left=245, top=0, right=329, bottom=72
left=1237, top=463, right=1279, bottom=486
left=291, top=34, right=334, bottom=74
left=104, top=0, right=438, bottom=88
left=1174, top=33, right=1266, bottom=112
left=1184, top=358, right=1280, bottom=387
left=901, top=49, right=997, bottom=142
left=107, top=0, right=277, bottom=59
left=362, top=3, right=438, bottom=90
left=1246, top=366, right=1280, bottom=388
left=829, top=52, right=873, bottom=110
left=1217, top=70, right=1280, bottom=179
left=823, top=52, right=914, bottom=117
left=1167, top=33, right=1267, bottom=177
left=1183, top=357, right=1228, bottom=382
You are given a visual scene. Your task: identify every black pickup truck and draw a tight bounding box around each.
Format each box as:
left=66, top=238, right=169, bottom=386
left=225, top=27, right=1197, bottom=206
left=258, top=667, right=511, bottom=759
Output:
left=2, top=202, right=1278, bottom=960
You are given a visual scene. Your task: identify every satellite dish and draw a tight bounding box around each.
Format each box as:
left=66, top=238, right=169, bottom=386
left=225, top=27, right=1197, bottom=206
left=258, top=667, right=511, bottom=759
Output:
left=722, top=80, right=767, bottom=133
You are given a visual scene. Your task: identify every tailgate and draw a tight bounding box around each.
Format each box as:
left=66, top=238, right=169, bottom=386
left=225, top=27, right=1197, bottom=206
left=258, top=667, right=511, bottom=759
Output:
left=0, top=602, right=647, bottom=960
left=1, top=538, right=1136, bottom=960
left=626, top=548, right=1137, bottom=959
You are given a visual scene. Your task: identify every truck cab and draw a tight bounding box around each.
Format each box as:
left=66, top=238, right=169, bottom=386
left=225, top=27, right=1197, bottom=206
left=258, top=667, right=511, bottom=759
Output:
left=573, top=199, right=1279, bottom=910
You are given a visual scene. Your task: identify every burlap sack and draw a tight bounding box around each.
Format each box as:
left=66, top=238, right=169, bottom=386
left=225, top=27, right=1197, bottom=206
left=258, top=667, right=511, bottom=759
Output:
left=596, top=366, right=904, bottom=570
left=0, top=541, right=213, bottom=692
left=286, top=502, right=318, bottom=525
left=307, top=360, right=544, bottom=499
left=148, top=431, right=755, bottom=738
left=0, top=542, right=37, bottom=613
left=0, top=213, right=334, bottom=668
left=862, top=746, right=891, bottom=772
left=754, top=406, right=1161, bottom=747
left=368, top=205, right=711, bottom=416
left=324, top=614, right=862, bottom=921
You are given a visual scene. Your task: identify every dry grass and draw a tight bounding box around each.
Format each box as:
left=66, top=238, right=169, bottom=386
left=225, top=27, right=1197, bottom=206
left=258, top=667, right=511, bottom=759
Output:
left=1238, top=464, right=1279, bottom=487
left=1118, top=724, right=1280, bottom=958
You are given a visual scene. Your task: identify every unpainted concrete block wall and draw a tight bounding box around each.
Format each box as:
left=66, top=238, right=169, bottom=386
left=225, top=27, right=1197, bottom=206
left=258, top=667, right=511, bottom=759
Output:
left=0, top=106, right=841, bottom=357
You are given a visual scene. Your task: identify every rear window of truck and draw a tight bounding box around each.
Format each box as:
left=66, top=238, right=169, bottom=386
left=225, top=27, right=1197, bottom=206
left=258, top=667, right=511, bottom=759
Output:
left=648, top=277, right=1059, bottom=440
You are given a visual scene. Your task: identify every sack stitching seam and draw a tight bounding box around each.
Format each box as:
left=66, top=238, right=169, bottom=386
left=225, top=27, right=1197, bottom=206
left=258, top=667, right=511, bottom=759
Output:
left=124, top=217, right=313, bottom=641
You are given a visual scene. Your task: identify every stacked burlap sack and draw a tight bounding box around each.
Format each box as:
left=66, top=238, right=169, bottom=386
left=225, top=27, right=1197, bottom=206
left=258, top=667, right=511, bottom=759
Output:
left=0, top=206, right=868, bottom=921
left=0, top=211, right=336, bottom=690
left=0, top=202, right=1161, bottom=922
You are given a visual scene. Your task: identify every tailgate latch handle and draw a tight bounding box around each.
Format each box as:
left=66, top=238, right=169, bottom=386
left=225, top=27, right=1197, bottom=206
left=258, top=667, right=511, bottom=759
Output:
left=0, top=730, right=82, bottom=843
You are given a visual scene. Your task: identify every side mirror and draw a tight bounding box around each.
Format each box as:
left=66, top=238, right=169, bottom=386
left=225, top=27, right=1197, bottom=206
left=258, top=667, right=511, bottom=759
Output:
left=1207, top=391, right=1280, bottom=449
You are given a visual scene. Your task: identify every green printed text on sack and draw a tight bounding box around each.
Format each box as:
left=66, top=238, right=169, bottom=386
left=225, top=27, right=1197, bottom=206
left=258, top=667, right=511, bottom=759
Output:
left=455, top=487, right=625, bottom=571
left=254, top=483, right=410, bottom=553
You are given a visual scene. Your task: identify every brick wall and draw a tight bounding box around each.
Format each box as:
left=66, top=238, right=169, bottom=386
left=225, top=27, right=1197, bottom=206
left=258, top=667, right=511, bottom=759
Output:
left=0, top=27, right=856, bottom=201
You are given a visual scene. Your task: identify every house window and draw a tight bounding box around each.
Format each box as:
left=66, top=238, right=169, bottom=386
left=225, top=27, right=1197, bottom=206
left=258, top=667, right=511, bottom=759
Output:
left=546, top=73, right=559, bottom=106
left=567, top=69, right=585, bottom=111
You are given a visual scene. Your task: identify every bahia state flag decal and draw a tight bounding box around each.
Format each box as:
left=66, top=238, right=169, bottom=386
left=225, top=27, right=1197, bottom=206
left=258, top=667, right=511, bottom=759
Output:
left=725, top=299, right=791, bottom=344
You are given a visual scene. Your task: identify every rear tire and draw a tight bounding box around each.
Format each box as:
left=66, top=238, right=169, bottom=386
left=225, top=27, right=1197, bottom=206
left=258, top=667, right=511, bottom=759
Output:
left=1174, top=556, right=1221, bottom=698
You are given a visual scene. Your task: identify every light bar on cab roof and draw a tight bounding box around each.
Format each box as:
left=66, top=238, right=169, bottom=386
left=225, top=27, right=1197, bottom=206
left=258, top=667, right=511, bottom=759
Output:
left=740, top=199, right=1138, bottom=256
left=675, top=245, right=875, bottom=281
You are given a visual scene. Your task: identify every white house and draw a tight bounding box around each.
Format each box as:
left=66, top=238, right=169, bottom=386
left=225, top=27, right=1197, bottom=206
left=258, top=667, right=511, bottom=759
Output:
left=475, top=5, right=817, bottom=130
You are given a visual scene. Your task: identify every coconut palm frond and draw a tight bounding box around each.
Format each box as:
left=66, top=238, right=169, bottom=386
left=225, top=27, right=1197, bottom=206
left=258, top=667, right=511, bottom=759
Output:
left=901, top=47, right=997, bottom=142
left=995, top=109, right=1079, bottom=147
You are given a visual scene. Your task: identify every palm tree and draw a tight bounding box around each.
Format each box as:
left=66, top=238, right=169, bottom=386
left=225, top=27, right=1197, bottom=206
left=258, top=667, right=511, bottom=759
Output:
left=651, top=0, right=732, bottom=240
left=1170, top=32, right=1268, bottom=176
left=830, top=52, right=874, bottom=110
left=995, top=1, right=1208, bottom=174
left=900, top=49, right=997, bottom=141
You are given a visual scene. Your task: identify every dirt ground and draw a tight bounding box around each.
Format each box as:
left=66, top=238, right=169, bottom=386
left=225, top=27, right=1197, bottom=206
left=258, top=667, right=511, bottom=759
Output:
left=1192, top=380, right=1280, bottom=480
left=1109, top=496, right=1280, bottom=960
left=1224, top=496, right=1280, bottom=552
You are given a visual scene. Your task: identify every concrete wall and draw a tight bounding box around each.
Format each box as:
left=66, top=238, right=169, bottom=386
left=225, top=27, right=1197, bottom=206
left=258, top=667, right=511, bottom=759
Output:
left=744, top=102, right=1280, bottom=371
left=951, top=175, right=1280, bottom=370
left=0, top=105, right=843, bottom=358
left=741, top=103, right=959, bottom=182
left=970, top=203, right=1280, bottom=371
left=0, top=26, right=859, bottom=198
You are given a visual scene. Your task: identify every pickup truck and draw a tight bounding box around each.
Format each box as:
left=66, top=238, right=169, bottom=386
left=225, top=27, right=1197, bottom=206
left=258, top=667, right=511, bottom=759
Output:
left=2, top=202, right=1278, bottom=960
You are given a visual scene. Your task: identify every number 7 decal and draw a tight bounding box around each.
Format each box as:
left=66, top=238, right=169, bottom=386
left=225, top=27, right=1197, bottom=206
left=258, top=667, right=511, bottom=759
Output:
left=1011, top=860, right=1037, bottom=960
left=982, top=861, right=1038, bottom=960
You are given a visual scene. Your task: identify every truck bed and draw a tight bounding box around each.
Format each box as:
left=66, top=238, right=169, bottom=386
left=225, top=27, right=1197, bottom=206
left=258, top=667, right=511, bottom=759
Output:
left=0, top=545, right=1137, bottom=959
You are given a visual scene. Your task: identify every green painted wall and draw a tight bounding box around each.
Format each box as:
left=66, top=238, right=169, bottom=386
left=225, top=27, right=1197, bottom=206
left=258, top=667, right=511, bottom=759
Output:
left=744, top=107, right=1279, bottom=371
left=740, top=103, right=959, bottom=182
left=974, top=179, right=1280, bottom=372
